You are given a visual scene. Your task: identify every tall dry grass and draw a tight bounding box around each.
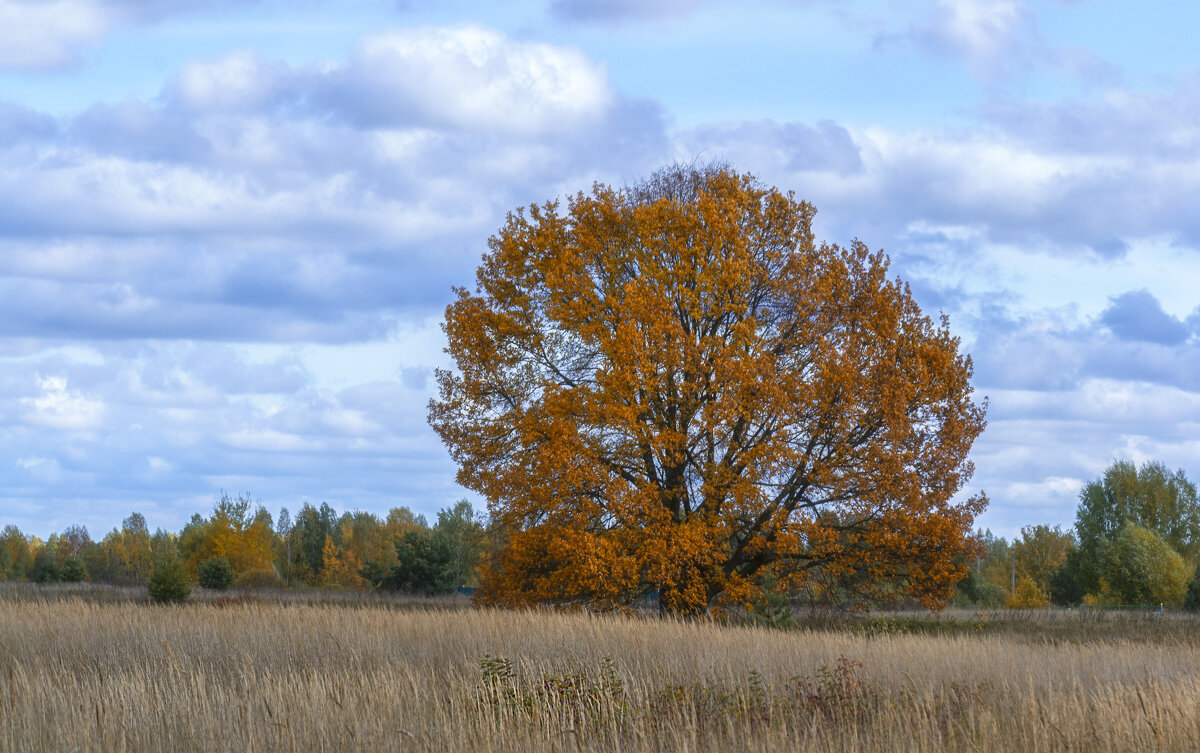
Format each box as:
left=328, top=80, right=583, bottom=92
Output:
left=3, top=594, right=1200, bottom=752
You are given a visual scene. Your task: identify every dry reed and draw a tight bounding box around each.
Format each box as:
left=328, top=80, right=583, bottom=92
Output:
left=3, top=593, right=1200, bottom=752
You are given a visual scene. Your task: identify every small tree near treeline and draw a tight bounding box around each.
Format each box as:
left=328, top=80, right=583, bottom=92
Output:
left=148, top=559, right=192, bottom=604
left=429, top=163, right=988, bottom=615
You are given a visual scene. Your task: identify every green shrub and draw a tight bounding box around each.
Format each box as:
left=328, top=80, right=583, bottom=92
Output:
left=31, top=550, right=60, bottom=583
left=147, top=559, right=192, bottom=604
left=59, top=558, right=86, bottom=583
left=232, top=567, right=285, bottom=590
left=197, top=556, right=235, bottom=590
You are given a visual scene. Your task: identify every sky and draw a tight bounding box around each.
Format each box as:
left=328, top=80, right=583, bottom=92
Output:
left=0, top=0, right=1198, bottom=541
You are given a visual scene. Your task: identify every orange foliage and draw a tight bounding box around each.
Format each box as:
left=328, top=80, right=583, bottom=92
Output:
left=184, top=495, right=277, bottom=579
left=322, top=533, right=368, bottom=590
left=429, top=165, right=987, bottom=614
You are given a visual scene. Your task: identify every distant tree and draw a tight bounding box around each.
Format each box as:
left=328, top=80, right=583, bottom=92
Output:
left=385, top=507, right=427, bottom=538
left=289, top=502, right=339, bottom=586
left=121, top=513, right=154, bottom=585
left=93, top=530, right=126, bottom=584
left=435, top=500, right=483, bottom=589
left=369, top=528, right=456, bottom=594
left=326, top=512, right=393, bottom=590
left=151, top=528, right=179, bottom=567
left=147, top=559, right=192, bottom=604
left=1075, top=460, right=1200, bottom=593
left=0, top=525, right=33, bottom=580
left=320, top=535, right=345, bottom=587
left=56, top=524, right=91, bottom=567
left=60, top=557, right=86, bottom=583
left=180, top=494, right=278, bottom=578
left=1012, top=525, right=1075, bottom=596
left=31, top=547, right=60, bottom=584
left=976, top=530, right=1014, bottom=595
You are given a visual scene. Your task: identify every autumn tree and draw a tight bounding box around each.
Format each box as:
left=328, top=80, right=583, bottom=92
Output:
left=55, top=524, right=91, bottom=567
left=429, top=164, right=988, bottom=614
left=118, top=513, right=154, bottom=585
left=327, top=512, right=395, bottom=589
left=180, top=494, right=278, bottom=579
left=0, top=525, right=33, bottom=580
left=1006, top=574, right=1049, bottom=609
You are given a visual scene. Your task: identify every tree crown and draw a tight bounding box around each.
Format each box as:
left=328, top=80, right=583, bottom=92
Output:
left=430, top=165, right=987, bottom=613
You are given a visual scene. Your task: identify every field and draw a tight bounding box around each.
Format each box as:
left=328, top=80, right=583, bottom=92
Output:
left=4, top=585, right=1200, bottom=752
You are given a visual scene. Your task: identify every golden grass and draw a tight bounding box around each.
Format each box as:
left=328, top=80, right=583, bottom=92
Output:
left=3, top=593, right=1200, bottom=752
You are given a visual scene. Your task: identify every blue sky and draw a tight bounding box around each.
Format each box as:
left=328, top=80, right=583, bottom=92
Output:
left=1, top=0, right=1198, bottom=540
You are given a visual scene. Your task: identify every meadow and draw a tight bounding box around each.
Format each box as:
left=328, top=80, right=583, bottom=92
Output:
left=3, top=585, right=1200, bottom=752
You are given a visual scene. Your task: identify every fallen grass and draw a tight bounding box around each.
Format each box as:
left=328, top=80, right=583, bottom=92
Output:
left=3, top=591, right=1200, bottom=752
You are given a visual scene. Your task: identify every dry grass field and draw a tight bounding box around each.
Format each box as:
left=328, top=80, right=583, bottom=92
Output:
left=3, top=586, right=1200, bottom=752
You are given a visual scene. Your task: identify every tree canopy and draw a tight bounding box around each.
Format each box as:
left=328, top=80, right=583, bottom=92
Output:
left=429, top=164, right=987, bottom=614
left=1074, top=459, right=1200, bottom=594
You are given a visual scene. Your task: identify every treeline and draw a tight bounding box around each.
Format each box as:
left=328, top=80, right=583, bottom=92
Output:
left=955, top=459, right=1200, bottom=609
left=5, top=458, right=1200, bottom=612
left=0, top=495, right=485, bottom=595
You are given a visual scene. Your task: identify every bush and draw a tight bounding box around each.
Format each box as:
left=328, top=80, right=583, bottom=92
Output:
left=60, top=558, right=86, bottom=583
left=197, top=556, right=235, bottom=590
left=1005, top=574, right=1049, bottom=609
left=147, top=559, right=192, bottom=604
left=31, top=554, right=60, bottom=584
left=232, top=567, right=285, bottom=590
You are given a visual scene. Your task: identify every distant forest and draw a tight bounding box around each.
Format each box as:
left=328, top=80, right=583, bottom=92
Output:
left=3, top=459, right=1199, bottom=610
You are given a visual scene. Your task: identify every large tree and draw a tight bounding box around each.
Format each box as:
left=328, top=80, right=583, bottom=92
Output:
left=429, top=165, right=987, bottom=614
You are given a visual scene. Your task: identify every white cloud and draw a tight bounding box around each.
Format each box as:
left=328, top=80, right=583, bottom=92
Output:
left=220, top=429, right=320, bottom=452
left=0, top=0, right=108, bottom=70
left=930, top=0, right=1029, bottom=62
left=175, top=51, right=290, bottom=112
left=21, top=376, right=106, bottom=430
left=336, top=27, right=615, bottom=134
left=17, top=456, right=61, bottom=481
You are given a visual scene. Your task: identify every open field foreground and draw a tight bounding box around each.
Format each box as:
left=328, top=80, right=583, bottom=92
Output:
left=4, top=597, right=1200, bottom=752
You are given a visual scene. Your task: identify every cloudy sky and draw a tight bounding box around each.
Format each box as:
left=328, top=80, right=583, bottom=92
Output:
left=0, top=0, right=1197, bottom=540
